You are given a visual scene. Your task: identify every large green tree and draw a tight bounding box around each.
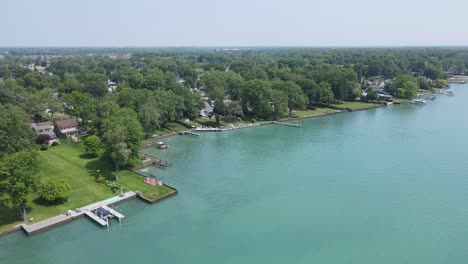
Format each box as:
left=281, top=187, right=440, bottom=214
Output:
left=271, top=80, right=308, bottom=115
left=0, top=104, right=35, bottom=157
left=102, top=108, right=144, bottom=159
left=104, top=127, right=131, bottom=180
left=0, top=151, right=39, bottom=221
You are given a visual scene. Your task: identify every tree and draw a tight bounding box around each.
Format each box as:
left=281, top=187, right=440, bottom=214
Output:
left=37, top=178, right=71, bottom=204
left=84, top=135, right=101, bottom=157
left=397, top=81, right=418, bottom=99
left=366, top=88, right=378, bottom=100
left=213, top=98, right=226, bottom=125
left=271, top=80, right=308, bottom=115
left=101, top=108, right=144, bottom=158
left=417, top=76, right=429, bottom=90
left=0, top=151, right=39, bottom=221
left=64, top=91, right=95, bottom=121
left=424, top=64, right=443, bottom=80
left=0, top=104, right=35, bottom=157
left=227, top=101, right=244, bottom=120
left=139, top=99, right=162, bottom=133
left=104, top=127, right=131, bottom=180
left=80, top=72, right=108, bottom=97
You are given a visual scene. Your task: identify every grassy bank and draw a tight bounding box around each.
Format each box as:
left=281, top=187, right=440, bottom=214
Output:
left=0, top=141, right=174, bottom=233
left=331, top=101, right=384, bottom=110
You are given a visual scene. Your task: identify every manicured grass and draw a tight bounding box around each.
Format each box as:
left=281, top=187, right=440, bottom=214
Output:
left=291, top=107, right=337, bottom=118
left=392, top=98, right=409, bottom=103
left=0, top=140, right=174, bottom=233
left=152, top=122, right=189, bottom=136
left=448, top=76, right=468, bottom=83
left=331, top=101, right=384, bottom=110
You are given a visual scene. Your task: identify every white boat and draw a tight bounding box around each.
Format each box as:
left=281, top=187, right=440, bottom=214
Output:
left=446, top=90, right=456, bottom=95
left=411, top=99, right=427, bottom=104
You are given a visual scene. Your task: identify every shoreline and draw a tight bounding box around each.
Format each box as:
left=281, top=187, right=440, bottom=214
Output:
left=182, top=103, right=390, bottom=135
left=0, top=102, right=392, bottom=237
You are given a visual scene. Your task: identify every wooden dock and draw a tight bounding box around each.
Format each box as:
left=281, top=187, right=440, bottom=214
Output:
left=272, top=121, right=303, bottom=127
left=84, top=211, right=108, bottom=226
left=102, top=205, right=125, bottom=220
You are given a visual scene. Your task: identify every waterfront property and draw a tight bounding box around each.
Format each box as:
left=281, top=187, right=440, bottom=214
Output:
left=31, top=121, right=57, bottom=139
left=21, top=192, right=135, bottom=235
left=55, top=119, right=81, bottom=137
left=0, top=141, right=176, bottom=234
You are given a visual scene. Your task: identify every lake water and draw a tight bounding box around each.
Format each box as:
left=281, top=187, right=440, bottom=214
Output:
left=1, top=84, right=468, bottom=264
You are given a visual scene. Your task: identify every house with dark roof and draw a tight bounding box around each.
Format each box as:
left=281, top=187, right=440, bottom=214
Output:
left=55, top=119, right=81, bottom=137
left=31, top=121, right=57, bottom=139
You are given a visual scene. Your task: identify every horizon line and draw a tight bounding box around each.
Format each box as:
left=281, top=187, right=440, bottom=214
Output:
left=1, top=45, right=468, bottom=49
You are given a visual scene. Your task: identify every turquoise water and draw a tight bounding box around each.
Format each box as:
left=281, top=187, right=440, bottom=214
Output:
left=2, top=84, right=468, bottom=263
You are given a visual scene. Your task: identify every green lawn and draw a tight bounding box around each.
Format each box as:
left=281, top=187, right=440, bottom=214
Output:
left=331, top=101, right=384, bottom=110
left=0, top=140, right=175, bottom=233
left=152, top=122, right=189, bottom=136
left=392, top=98, right=409, bottom=103
left=291, top=107, right=338, bottom=118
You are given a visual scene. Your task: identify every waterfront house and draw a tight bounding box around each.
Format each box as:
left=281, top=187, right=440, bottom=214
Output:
left=55, top=119, right=81, bottom=137
left=31, top=121, right=57, bottom=139
left=377, top=93, right=393, bottom=101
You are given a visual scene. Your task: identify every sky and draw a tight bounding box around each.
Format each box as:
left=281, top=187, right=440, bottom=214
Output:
left=1, top=0, right=468, bottom=47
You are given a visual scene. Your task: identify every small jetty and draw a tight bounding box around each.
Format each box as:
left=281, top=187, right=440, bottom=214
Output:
left=21, top=192, right=136, bottom=235
left=272, top=121, right=303, bottom=128
left=101, top=205, right=124, bottom=221
left=84, top=210, right=108, bottom=226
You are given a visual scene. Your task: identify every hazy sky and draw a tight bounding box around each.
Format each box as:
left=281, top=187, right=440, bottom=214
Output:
left=2, top=0, right=468, bottom=47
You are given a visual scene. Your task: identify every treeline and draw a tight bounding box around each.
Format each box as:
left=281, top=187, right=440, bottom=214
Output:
left=1, top=47, right=465, bottom=124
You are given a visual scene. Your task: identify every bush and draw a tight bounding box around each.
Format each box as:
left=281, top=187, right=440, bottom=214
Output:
left=36, top=134, right=51, bottom=144
left=95, top=176, right=106, bottom=183
left=51, top=141, right=59, bottom=146
left=40, top=144, right=49, bottom=151
left=38, top=178, right=71, bottom=204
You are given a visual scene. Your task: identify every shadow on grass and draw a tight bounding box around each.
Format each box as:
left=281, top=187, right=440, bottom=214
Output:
left=79, top=153, right=97, bottom=159
left=84, top=155, right=118, bottom=181
left=0, top=206, right=21, bottom=227
left=32, top=197, right=68, bottom=207
left=0, top=205, right=36, bottom=228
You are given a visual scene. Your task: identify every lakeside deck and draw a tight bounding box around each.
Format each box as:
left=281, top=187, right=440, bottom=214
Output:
left=20, top=192, right=136, bottom=235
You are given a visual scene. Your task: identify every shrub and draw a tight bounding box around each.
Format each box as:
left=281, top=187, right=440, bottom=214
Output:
left=51, top=141, right=59, bottom=146
left=36, top=134, right=51, bottom=144
left=84, top=135, right=101, bottom=157
left=38, top=178, right=71, bottom=204
left=95, top=176, right=106, bottom=183
left=40, top=144, right=49, bottom=151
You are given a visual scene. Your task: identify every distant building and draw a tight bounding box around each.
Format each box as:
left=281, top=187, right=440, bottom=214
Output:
left=199, top=101, right=213, bottom=118
left=176, top=77, right=185, bottom=84
left=55, top=119, right=81, bottom=137
left=377, top=93, right=393, bottom=101
left=31, top=121, right=57, bottom=139
left=108, top=80, right=117, bottom=92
